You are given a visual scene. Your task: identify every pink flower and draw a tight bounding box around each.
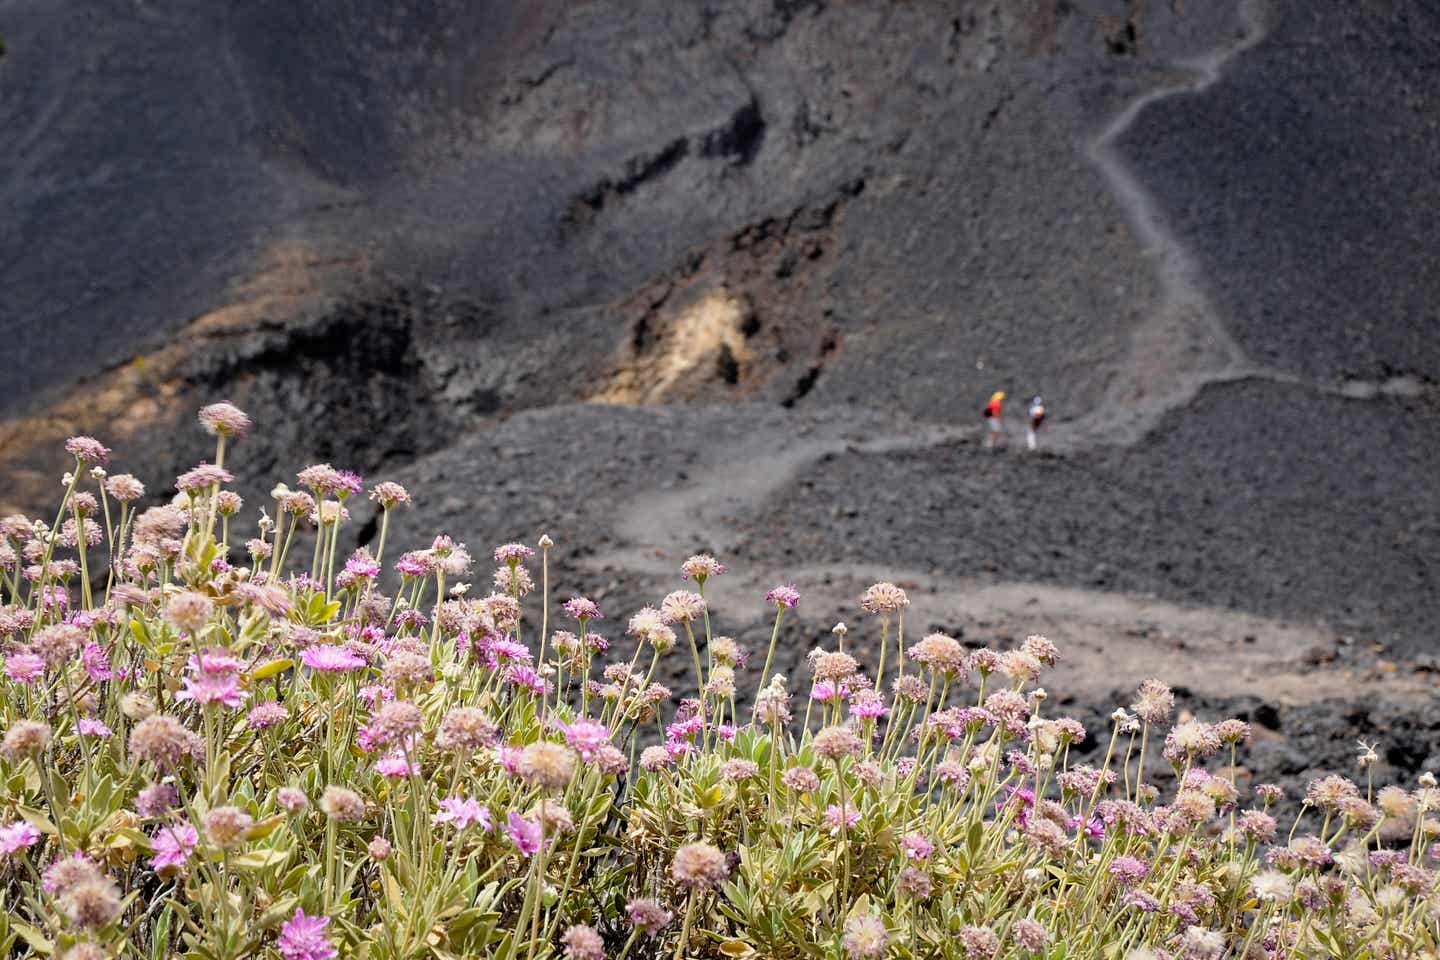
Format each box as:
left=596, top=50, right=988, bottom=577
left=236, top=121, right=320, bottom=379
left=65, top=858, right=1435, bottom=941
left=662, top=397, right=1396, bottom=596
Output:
left=64, top=436, right=111, bottom=465
left=78, top=718, right=112, bottom=738
left=849, top=690, right=889, bottom=719
left=497, top=746, right=524, bottom=777
left=192, top=648, right=245, bottom=675
left=666, top=714, right=706, bottom=742
left=278, top=908, right=337, bottom=960
left=562, top=597, right=603, bottom=622
left=1109, top=855, right=1149, bottom=885
left=394, top=552, right=434, bottom=578
left=374, top=751, right=418, bottom=778
left=488, top=639, right=532, bottom=664
left=197, top=402, right=252, bottom=438
left=823, top=805, right=861, bottom=835
left=176, top=462, right=234, bottom=493
left=505, top=665, right=547, bottom=695
left=505, top=812, right=543, bottom=856
left=0, top=820, right=41, bottom=855
left=715, top=723, right=737, bottom=742
left=1000, top=784, right=1035, bottom=827
left=357, top=685, right=394, bottom=708
left=300, top=645, right=366, bottom=673
left=435, top=796, right=492, bottom=832
left=333, top=471, right=364, bottom=497
left=765, top=584, right=800, bottom=608
left=901, top=832, right=934, bottom=860
left=344, top=551, right=380, bottom=579
left=175, top=671, right=246, bottom=709
left=679, top=554, right=727, bottom=582
left=149, top=822, right=198, bottom=873
left=4, top=652, right=45, bottom=683
left=494, top=543, right=535, bottom=564
left=42, top=851, right=94, bottom=893
left=559, top=717, right=611, bottom=762
left=81, top=642, right=113, bottom=681
left=246, top=701, right=288, bottom=730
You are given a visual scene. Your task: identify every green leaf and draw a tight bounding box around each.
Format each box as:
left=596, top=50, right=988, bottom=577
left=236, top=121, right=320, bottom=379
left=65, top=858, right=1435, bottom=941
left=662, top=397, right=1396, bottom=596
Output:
left=244, top=815, right=286, bottom=841
left=10, top=920, right=51, bottom=954
left=231, top=848, right=290, bottom=871
left=15, top=805, right=57, bottom=836
left=251, top=658, right=294, bottom=680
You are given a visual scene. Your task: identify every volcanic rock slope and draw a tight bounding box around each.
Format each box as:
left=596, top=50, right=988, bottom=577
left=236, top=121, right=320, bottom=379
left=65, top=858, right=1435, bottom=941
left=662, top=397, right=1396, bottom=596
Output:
left=2, top=1, right=1439, bottom=777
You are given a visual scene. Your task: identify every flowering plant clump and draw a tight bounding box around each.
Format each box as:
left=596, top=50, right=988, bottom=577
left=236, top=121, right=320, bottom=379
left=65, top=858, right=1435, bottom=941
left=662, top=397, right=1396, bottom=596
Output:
left=0, top=405, right=1436, bottom=960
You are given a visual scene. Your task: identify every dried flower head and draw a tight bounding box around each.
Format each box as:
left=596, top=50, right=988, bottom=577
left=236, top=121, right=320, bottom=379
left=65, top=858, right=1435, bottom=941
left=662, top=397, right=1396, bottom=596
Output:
left=33, top=623, right=85, bottom=667
left=436, top=707, right=498, bottom=753
left=104, top=473, right=145, bottom=502
left=680, top=554, right=727, bottom=582
left=119, top=691, right=157, bottom=721
left=43, top=851, right=103, bottom=896
left=1020, top=634, right=1059, bottom=665
left=519, top=741, right=576, bottom=791
left=813, top=725, right=863, bottom=761
left=277, top=788, right=310, bottom=814
left=560, top=924, right=604, bottom=960
left=203, top=805, right=254, bottom=848
left=129, top=715, right=202, bottom=771
left=368, top=482, right=412, bottom=508
left=135, top=782, right=179, bottom=818
left=1163, top=721, right=1222, bottom=763
left=1012, top=918, right=1049, bottom=952
left=320, top=786, right=366, bottom=822
left=860, top=581, right=909, bottom=614
left=813, top=650, right=859, bottom=681
left=1, top=719, right=52, bottom=761
left=165, top=591, right=213, bottom=634
left=626, top=897, right=672, bottom=936
left=659, top=590, right=705, bottom=623
left=1131, top=678, right=1174, bottom=725
left=1306, top=775, right=1360, bottom=813
left=60, top=876, right=123, bottom=930
left=958, top=925, right=1000, bottom=959
left=910, top=632, right=967, bottom=676
left=670, top=841, right=729, bottom=891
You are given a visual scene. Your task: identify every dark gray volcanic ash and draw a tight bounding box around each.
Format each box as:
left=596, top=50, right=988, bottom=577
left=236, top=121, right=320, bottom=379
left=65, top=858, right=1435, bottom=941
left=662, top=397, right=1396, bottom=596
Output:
left=2, top=0, right=1438, bottom=788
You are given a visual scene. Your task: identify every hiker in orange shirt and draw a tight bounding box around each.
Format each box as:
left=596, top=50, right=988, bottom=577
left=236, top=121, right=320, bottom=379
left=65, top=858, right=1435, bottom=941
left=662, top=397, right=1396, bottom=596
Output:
left=982, top=391, right=1006, bottom=449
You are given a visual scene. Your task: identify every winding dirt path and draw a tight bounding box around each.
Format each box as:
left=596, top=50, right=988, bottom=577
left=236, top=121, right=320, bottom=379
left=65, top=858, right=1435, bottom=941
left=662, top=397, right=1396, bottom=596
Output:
left=1057, top=0, right=1271, bottom=450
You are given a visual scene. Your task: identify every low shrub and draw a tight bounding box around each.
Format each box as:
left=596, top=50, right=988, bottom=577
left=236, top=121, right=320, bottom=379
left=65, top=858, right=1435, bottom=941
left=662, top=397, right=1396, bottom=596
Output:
left=0, top=403, right=1433, bottom=960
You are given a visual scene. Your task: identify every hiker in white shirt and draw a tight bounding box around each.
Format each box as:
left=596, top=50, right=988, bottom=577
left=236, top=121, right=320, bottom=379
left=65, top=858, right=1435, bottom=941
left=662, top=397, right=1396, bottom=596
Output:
left=1026, top=395, right=1046, bottom=450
